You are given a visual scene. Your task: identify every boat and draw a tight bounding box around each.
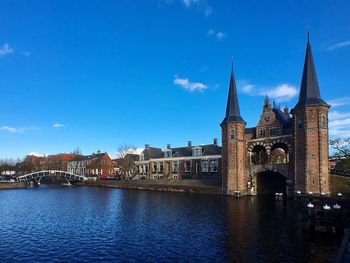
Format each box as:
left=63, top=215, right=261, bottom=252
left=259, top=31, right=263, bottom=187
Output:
left=62, top=182, right=72, bottom=187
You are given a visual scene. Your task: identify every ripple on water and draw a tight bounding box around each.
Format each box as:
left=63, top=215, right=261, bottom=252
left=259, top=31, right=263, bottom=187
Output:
left=0, top=187, right=342, bottom=262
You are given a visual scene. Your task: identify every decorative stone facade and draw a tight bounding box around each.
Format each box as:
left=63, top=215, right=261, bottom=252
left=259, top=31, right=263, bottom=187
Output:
left=221, top=38, right=330, bottom=196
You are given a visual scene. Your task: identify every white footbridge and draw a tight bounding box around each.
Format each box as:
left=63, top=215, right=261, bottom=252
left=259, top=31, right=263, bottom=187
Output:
left=16, top=170, right=88, bottom=185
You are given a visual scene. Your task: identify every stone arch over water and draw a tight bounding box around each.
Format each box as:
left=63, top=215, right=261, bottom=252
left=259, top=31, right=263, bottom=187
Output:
left=255, top=170, right=287, bottom=195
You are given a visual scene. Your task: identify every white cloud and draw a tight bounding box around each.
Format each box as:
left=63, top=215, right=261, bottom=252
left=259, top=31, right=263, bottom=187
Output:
left=328, top=40, right=350, bottom=51
left=262, top=84, right=298, bottom=101
left=207, top=29, right=227, bottom=40
left=173, top=76, right=208, bottom=92
left=216, top=32, right=226, bottom=40
left=207, top=28, right=215, bottom=36
left=328, top=109, right=350, bottom=137
left=0, top=43, right=14, bottom=57
left=328, top=97, right=350, bottom=108
left=242, top=84, right=255, bottom=93
left=53, top=123, right=65, bottom=128
left=0, top=126, right=39, bottom=133
left=329, top=110, right=350, bottom=120
left=240, top=81, right=298, bottom=102
left=180, top=0, right=212, bottom=16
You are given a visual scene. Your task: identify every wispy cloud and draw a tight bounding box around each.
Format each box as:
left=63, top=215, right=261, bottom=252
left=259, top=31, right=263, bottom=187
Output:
left=207, top=28, right=227, bottom=40
left=328, top=40, right=350, bottom=51
left=0, top=126, right=40, bottom=133
left=173, top=76, right=208, bottom=92
left=181, top=0, right=212, bottom=16
left=328, top=97, right=350, bottom=108
left=240, top=81, right=298, bottom=102
left=0, top=43, right=14, bottom=58
left=328, top=108, right=350, bottom=137
left=28, top=152, right=45, bottom=157
left=53, top=123, right=65, bottom=128
left=21, top=51, right=31, bottom=57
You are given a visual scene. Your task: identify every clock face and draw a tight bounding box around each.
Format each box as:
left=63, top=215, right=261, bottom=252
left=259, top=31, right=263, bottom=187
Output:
left=265, top=116, right=270, bottom=122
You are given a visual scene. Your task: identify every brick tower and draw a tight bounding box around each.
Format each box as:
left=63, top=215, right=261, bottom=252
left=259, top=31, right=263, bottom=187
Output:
left=221, top=64, right=246, bottom=196
left=292, top=36, right=330, bottom=194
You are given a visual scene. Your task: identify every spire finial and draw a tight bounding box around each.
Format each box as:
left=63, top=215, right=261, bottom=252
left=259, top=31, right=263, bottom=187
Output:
left=307, top=31, right=310, bottom=41
left=231, top=56, right=234, bottom=73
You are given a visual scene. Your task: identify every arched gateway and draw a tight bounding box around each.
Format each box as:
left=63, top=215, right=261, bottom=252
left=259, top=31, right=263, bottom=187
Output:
left=221, top=37, right=330, bottom=196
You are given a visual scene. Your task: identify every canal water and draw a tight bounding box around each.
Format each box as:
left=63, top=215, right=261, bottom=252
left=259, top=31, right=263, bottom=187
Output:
left=0, top=186, right=343, bottom=262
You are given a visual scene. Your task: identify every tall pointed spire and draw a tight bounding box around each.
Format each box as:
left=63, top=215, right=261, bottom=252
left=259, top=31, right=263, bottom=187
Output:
left=295, top=34, right=328, bottom=108
left=221, top=62, right=245, bottom=125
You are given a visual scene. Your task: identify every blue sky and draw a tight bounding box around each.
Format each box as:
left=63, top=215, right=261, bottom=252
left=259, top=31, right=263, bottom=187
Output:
left=1, top=0, right=350, bottom=159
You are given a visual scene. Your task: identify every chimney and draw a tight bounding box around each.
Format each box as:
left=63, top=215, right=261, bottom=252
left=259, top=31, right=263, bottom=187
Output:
left=213, top=138, right=218, bottom=145
left=188, top=141, right=192, bottom=148
left=167, top=144, right=171, bottom=149
left=145, top=144, right=150, bottom=149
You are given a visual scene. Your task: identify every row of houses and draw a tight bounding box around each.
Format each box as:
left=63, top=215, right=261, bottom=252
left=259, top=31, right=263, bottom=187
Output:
left=135, top=139, right=222, bottom=180
left=15, top=139, right=222, bottom=180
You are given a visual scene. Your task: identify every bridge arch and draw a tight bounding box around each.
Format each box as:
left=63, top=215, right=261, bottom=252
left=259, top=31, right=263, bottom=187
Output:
left=16, top=170, right=88, bottom=185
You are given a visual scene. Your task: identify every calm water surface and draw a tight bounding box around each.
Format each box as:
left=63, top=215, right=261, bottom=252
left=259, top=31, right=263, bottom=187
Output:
left=0, top=186, right=342, bottom=262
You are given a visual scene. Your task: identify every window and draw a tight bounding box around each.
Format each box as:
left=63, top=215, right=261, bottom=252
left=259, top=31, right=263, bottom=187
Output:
left=192, top=147, right=202, bottom=156
left=270, top=127, right=277, bottom=136
left=259, top=129, right=265, bottom=138
left=165, top=150, right=172, bottom=158
left=152, top=163, right=157, bottom=173
left=201, top=160, right=208, bottom=172
left=210, top=159, right=218, bottom=172
left=140, top=153, right=145, bottom=161
left=159, top=162, right=164, bottom=173
left=298, top=116, right=303, bottom=129
left=230, top=129, right=235, bottom=140
left=172, top=161, right=178, bottom=173
left=321, top=116, right=326, bottom=128
left=185, top=161, right=191, bottom=173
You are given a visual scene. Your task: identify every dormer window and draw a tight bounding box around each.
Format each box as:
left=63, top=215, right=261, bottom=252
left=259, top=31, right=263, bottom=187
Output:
left=140, top=153, right=145, bottom=161
left=192, top=147, right=202, bottom=156
left=164, top=150, right=172, bottom=158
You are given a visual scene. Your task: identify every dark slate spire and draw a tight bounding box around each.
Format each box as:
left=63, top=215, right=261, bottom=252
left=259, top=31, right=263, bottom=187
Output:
left=221, top=63, right=245, bottom=125
left=295, top=35, right=328, bottom=108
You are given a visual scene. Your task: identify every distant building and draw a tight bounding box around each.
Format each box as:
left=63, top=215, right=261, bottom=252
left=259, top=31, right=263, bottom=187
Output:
left=19, top=153, right=78, bottom=174
left=67, top=151, right=114, bottom=179
left=135, top=140, right=221, bottom=179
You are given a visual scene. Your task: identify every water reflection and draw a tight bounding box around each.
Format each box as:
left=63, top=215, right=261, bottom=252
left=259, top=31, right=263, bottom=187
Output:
left=0, top=187, right=342, bottom=262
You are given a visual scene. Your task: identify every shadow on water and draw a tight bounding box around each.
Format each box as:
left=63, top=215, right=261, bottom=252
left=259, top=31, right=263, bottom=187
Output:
left=224, top=195, right=342, bottom=263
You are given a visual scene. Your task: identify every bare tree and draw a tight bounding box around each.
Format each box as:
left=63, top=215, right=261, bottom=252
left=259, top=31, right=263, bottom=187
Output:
left=330, top=138, right=350, bottom=159
left=116, top=144, right=137, bottom=180
left=73, top=146, right=82, bottom=155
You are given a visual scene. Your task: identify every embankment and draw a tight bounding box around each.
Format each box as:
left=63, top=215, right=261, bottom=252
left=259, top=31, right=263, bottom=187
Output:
left=80, top=178, right=222, bottom=195
left=0, top=182, right=27, bottom=190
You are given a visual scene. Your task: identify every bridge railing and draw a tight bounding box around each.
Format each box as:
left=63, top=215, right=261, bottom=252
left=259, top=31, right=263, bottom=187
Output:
left=16, top=170, right=88, bottom=182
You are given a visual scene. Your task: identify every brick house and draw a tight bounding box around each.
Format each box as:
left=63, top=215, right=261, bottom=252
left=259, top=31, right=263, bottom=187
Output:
left=135, top=141, right=221, bottom=179
left=221, top=37, right=330, bottom=196
left=67, top=151, right=114, bottom=179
